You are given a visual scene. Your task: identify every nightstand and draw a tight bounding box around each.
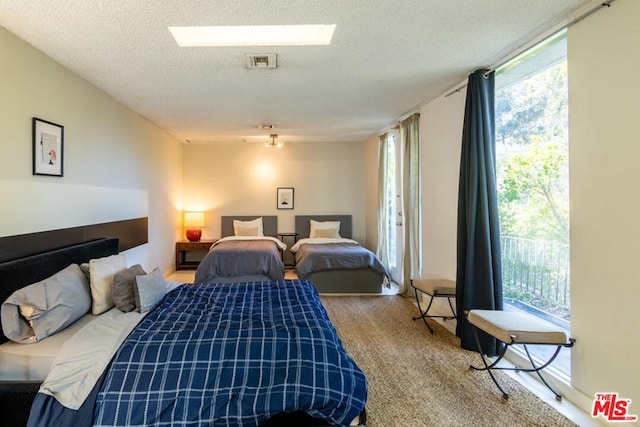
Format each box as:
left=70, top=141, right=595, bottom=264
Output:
left=175, top=240, right=216, bottom=270
left=277, top=232, right=298, bottom=268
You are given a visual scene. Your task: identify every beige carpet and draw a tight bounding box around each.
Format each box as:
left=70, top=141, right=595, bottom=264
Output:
left=320, top=295, right=576, bottom=427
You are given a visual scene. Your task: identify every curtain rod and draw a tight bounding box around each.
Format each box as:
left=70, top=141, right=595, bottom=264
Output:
left=444, top=0, right=615, bottom=98
left=379, top=115, right=414, bottom=136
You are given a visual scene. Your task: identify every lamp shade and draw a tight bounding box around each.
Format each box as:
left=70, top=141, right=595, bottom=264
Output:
left=184, top=211, right=205, bottom=227
left=184, top=211, right=205, bottom=241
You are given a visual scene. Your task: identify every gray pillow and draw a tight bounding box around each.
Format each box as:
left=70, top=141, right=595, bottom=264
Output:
left=134, top=267, right=166, bottom=313
left=1, top=264, right=91, bottom=343
left=112, top=264, right=146, bottom=312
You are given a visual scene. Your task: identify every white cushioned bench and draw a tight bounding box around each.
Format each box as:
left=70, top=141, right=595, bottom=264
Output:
left=468, top=309, right=574, bottom=400
left=410, top=279, right=456, bottom=334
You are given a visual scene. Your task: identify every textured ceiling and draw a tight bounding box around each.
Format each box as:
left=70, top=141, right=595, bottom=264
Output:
left=0, top=0, right=592, bottom=144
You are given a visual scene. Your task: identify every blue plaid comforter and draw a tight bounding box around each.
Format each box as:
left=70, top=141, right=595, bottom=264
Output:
left=93, top=280, right=367, bottom=426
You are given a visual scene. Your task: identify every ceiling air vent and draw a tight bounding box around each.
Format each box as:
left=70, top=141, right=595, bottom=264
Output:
left=246, top=53, right=277, bottom=69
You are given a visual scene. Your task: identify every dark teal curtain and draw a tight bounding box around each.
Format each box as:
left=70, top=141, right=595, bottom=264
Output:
left=456, top=69, right=503, bottom=356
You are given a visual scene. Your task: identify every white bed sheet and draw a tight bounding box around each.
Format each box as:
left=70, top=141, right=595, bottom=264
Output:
left=40, top=306, right=144, bottom=409
left=0, top=314, right=98, bottom=381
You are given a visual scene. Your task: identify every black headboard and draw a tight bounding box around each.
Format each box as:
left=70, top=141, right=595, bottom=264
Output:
left=294, top=215, right=352, bottom=239
left=221, top=216, right=278, bottom=237
left=0, top=238, right=119, bottom=344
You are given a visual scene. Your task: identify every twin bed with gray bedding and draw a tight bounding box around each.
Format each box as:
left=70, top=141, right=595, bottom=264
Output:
left=194, top=215, right=286, bottom=283
left=293, top=215, right=388, bottom=294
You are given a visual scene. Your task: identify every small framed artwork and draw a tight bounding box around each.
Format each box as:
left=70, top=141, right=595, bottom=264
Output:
left=277, top=187, right=294, bottom=210
left=33, top=117, right=64, bottom=177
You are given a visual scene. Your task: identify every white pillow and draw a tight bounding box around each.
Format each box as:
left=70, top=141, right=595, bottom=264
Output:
left=235, top=226, right=260, bottom=236
left=134, top=267, right=166, bottom=313
left=314, top=228, right=340, bottom=238
left=233, top=217, right=264, bottom=236
left=89, top=254, right=127, bottom=315
left=309, top=220, right=341, bottom=238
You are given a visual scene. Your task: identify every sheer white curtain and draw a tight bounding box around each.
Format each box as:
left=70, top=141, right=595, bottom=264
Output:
left=400, top=113, right=422, bottom=296
left=376, top=115, right=422, bottom=296
left=376, top=133, right=391, bottom=270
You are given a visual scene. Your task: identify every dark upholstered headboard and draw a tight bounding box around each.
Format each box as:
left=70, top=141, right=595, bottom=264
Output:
left=294, top=215, right=352, bottom=239
left=221, top=216, right=278, bottom=237
left=0, top=238, right=119, bottom=344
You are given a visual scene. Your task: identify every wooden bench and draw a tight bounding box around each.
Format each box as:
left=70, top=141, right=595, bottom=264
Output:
left=410, top=279, right=456, bottom=334
left=467, top=309, right=575, bottom=400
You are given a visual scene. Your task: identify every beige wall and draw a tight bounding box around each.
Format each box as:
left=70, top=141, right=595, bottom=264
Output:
left=0, top=26, right=183, bottom=274
left=364, top=135, right=379, bottom=250
left=568, top=0, right=640, bottom=408
left=419, top=90, right=466, bottom=281
left=182, top=141, right=370, bottom=245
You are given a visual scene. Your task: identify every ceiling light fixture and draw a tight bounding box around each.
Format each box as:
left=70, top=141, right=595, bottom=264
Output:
left=264, top=134, right=284, bottom=148
left=168, top=24, right=336, bottom=47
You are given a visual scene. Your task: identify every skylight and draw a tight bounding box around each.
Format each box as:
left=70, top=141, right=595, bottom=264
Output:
left=168, top=25, right=336, bottom=47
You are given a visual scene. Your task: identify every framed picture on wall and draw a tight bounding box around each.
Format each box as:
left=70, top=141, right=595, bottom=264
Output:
left=33, top=117, right=64, bottom=177
left=277, top=187, right=294, bottom=210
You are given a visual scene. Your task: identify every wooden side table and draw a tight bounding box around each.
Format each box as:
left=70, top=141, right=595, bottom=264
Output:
left=277, top=232, right=298, bottom=268
left=175, top=240, right=216, bottom=270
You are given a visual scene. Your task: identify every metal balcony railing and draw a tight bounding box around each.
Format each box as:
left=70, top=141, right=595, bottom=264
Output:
left=501, top=236, right=570, bottom=324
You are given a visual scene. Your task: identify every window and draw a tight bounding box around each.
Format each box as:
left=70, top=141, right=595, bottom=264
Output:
left=495, top=30, right=570, bottom=375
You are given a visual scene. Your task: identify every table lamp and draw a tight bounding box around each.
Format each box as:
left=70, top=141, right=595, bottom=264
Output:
left=184, top=211, right=205, bottom=241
